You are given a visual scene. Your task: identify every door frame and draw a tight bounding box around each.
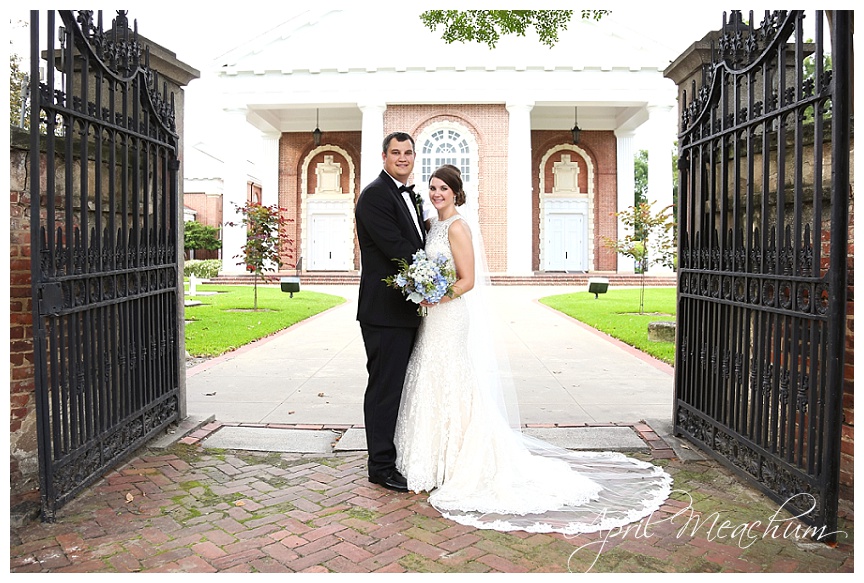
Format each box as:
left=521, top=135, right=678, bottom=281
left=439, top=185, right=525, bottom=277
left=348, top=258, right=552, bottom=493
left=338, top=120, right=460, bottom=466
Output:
left=300, top=146, right=356, bottom=272
left=542, top=202, right=588, bottom=272
left=538, top=145, right=595, bottom=272
left=306, top=207, right=354, bottom=271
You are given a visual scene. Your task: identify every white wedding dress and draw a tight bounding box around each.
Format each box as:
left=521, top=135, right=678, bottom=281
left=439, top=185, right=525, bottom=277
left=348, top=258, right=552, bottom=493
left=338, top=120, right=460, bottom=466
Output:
left=395, top=214, right=672, bottom=534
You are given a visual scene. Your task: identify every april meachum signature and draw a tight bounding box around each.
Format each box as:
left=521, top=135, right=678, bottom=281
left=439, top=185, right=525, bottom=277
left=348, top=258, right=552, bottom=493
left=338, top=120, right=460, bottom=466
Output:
left=567, top=491, right=848, bottom=573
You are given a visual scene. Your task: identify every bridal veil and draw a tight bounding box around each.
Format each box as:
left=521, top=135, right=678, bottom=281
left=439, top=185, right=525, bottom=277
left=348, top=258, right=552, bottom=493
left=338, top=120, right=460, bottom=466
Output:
left=430, top=200, right=673, bottom=535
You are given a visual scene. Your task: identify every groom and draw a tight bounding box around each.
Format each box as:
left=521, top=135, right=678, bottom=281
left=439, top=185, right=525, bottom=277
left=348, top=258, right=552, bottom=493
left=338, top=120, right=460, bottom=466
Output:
left=355, top=131, right=426, bottom=492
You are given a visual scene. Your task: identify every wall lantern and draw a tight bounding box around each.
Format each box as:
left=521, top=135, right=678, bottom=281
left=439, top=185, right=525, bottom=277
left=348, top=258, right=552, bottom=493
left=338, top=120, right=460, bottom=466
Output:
left=312, top=109, right=322, bottom=146
left=571, top=106, right=581, bottom=145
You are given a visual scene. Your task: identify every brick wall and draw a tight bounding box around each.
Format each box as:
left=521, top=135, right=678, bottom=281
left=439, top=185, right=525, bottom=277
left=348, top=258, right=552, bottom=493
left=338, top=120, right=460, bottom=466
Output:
left=279, top=131, right=363, bottom=270
left=185, top=192, right=224, bottom=229
left=305, top=150, right=354, bottom=195
left=532, top=130, right=619, bottom=271
left=817, top=206, right=855, bottom=494
left=390, top=104, right=510, bottom=272
left=278, top=107, right=520, bottom=273
left=276, top=107, right=623, bottom=275
left=9, top=144, right=39, bottom=498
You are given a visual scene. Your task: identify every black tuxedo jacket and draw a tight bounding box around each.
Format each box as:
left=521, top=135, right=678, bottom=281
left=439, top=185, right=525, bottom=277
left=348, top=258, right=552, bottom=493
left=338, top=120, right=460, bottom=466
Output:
left=355, top=170, right=426, bottom=327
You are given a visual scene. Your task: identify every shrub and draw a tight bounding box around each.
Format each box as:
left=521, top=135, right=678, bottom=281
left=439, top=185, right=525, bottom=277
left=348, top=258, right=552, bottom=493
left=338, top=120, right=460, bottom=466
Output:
left=184, top=259, right=222, bottom=279
left=183, top=220, right=221, bottom=254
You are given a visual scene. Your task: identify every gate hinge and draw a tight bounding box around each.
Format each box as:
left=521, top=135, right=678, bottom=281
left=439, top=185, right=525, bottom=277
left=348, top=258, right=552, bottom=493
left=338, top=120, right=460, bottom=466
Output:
left=39, top=282, right=64, bottom=316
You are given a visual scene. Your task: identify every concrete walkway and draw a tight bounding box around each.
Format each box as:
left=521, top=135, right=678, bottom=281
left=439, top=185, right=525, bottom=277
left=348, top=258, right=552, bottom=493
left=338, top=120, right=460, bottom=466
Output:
left=183, top=285, right=678, bottom=455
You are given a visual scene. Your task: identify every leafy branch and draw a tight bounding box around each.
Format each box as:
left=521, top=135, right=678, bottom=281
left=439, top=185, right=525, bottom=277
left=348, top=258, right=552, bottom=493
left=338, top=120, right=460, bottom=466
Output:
left=419, top=10, right=610, bottom=49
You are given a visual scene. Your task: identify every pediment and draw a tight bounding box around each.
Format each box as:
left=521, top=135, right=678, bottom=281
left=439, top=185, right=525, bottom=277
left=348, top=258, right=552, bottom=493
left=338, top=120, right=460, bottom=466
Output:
left=217, top=8, right=675, bottom=75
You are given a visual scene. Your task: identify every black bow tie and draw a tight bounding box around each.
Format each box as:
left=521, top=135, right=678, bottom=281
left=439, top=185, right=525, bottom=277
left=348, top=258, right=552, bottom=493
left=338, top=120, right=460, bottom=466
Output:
left=399, top=184, right=415, bottom=194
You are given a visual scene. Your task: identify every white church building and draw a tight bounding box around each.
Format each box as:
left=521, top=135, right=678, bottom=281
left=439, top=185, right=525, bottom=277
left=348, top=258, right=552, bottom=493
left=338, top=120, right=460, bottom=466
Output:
left=198, top=8, right=677, bottom=277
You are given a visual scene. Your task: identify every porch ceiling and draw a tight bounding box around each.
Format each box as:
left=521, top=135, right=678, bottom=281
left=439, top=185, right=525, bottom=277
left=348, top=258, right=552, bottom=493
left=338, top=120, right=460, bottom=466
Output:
left=244, top=103, right=648, bottom=135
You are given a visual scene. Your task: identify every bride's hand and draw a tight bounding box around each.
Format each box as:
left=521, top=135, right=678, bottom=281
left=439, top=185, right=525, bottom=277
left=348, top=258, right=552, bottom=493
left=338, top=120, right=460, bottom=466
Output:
left=420, top=296, right=450, bottom=308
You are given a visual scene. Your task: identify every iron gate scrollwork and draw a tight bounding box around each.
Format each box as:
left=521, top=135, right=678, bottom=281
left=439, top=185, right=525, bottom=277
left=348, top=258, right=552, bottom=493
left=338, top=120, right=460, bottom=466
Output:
left=29, top=10, right=181, bottom=520
left=674, top=10, right=851, bottom=540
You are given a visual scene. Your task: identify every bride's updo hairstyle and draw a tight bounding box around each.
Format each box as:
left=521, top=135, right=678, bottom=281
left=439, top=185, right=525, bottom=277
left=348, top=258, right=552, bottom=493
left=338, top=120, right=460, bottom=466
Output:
left=430, top=164, right=466, bottom=207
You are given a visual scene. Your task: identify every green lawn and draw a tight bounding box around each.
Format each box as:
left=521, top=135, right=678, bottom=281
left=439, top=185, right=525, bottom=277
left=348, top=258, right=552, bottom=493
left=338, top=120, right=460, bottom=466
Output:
left=184, top=283, right=676, bottom=364
left=539, top=287, right=677, bottom=365
left=184, top=284, right=345, bottom=356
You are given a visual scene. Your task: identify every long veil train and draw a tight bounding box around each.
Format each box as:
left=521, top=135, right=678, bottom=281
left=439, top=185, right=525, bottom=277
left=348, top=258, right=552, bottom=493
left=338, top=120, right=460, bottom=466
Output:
left=424, top=202, right=673, bottom=534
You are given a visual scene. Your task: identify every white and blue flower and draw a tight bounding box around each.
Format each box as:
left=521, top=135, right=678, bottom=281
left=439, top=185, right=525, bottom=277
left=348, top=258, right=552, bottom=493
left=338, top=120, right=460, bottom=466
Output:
left=383, top=251, right=456, bottom=315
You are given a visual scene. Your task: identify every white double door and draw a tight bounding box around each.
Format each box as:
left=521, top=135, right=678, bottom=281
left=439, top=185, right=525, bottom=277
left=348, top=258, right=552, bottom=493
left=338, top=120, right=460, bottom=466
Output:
left=308, top=212, right=352, bottom=271
left=545, top=213, right=586, bottom=272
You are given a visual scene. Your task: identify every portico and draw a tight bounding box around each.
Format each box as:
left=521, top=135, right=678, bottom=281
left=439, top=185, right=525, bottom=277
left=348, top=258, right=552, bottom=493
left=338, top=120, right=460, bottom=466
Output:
left=206, top=8, right=676, bottom=276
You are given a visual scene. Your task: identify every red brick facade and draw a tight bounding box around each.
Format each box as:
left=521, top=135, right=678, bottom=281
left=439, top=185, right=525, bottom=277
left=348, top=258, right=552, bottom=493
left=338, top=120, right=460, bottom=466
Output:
left=531, top=130, right=619, bottom=272
left=279, top=131, right=363, bottom=271
left=276, top=106, right=620, bottom=274
left=9, top=145, right=39, bottom=496
left=401, top=104, right=510, bottom=272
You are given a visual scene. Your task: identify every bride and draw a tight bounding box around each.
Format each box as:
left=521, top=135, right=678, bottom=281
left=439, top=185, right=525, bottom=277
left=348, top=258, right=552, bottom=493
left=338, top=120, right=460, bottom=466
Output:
left=394, top=164, right=672, bottom=534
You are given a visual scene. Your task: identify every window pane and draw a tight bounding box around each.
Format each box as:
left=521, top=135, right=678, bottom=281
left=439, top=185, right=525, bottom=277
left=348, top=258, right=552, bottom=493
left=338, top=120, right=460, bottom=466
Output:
left=420, top=128, right=472, bottom=186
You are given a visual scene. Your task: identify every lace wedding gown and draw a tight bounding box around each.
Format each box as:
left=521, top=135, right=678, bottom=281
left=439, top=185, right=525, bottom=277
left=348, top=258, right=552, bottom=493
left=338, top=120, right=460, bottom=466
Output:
left=395, top=215, right=672, bottom=534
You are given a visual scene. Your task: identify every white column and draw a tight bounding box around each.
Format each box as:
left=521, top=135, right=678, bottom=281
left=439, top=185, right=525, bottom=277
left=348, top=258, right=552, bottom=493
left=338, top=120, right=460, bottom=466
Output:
left=358, top=101, right=386, bottom=189
left=505, top=100, right=534, bottom=275
left=260, top=132, right=280, bottom=208
left=220, top=108, right=251, bottom=275
left=645, top=104, right=675, bottom=275
left=615, top=130, right=636, bottom=274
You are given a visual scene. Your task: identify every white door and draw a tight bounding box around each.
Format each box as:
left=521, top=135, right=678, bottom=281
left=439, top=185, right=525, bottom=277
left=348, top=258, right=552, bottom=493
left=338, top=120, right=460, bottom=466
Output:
left=547, top=215, right=566, bottom=271
left=545, top=213, right=585, bottom=271
left=566, top=214, right=585, bottom=271
left=309, top=214, right=349, bottom=270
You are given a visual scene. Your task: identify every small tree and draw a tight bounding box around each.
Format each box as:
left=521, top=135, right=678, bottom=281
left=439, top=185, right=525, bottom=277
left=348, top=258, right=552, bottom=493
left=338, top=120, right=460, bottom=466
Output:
left=183, top=220, right=221, bottom=260
left=603, top=202, right=676, bottom=314
left=10, top=49, right=28, bottom=128
left=803, top=46, right=832, bottom=122
left=634, top=147, right=679, bottom=241
left=634, top=149, right=649, bottom=208
left=225, top=202, right=293, bottom=310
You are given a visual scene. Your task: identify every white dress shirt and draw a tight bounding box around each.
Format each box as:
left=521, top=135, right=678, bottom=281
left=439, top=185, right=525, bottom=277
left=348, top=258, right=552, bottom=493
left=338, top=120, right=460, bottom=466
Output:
left=386, top=173, right=424, bottom=238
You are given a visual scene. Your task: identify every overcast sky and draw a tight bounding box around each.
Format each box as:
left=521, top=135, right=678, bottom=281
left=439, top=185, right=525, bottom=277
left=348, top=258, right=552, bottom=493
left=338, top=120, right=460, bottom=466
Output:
left=87, top=6, right=732, bottom=72
left=9, top=6, right=746, bottom=73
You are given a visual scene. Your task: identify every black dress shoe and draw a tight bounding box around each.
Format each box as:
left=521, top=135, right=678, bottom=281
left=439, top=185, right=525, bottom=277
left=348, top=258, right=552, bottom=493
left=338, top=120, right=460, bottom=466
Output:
left=368, top=469, right=408, bottom=492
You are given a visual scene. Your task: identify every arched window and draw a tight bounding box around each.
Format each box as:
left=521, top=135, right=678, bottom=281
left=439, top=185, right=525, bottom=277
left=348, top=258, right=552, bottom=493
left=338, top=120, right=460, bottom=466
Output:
left=419, top=129, right=471, bottom=185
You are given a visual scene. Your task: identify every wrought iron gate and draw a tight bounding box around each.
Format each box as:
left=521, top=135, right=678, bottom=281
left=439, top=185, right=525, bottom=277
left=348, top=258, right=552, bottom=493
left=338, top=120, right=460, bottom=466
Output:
left=29, top=10, right=181, bottom=520
left=674, top=10, right=851, bottom=539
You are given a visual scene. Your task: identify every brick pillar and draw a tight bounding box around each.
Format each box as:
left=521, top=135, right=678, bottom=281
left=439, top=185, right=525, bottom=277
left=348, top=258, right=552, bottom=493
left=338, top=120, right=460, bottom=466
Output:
left=9, top=141, right=40, bottom=510
left=505, top=100, right=534, bottom=275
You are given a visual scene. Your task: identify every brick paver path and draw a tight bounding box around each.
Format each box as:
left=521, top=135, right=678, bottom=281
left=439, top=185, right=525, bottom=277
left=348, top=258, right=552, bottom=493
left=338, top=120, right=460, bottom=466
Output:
left=10, top=444, right=854, bottom=573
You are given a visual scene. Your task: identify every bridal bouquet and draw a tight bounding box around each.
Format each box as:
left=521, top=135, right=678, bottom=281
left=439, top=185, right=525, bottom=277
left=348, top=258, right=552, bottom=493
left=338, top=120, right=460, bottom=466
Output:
left=384, top=250, right=456, bottom=315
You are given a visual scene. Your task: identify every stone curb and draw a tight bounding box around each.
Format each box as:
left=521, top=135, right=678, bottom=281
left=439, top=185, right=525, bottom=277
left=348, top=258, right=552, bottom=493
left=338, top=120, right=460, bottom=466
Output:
left=161, top=418, right=679, bottom=460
